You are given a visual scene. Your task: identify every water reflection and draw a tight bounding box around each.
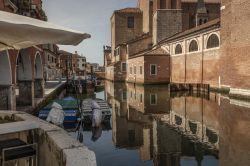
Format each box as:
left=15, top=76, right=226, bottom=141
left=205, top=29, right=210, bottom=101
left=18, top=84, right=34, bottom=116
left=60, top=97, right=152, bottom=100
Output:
left=104, top=81, right=220, bottom=165
left=92, top=126, right=103, bottom=142
left=69, top=81, right=250, bottom=166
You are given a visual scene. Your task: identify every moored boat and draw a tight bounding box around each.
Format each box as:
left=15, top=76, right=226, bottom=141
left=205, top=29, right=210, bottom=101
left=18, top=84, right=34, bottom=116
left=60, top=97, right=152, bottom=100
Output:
left=39, top=97, right=79, bottom=123
left=81, top=98, right=111, bottom=124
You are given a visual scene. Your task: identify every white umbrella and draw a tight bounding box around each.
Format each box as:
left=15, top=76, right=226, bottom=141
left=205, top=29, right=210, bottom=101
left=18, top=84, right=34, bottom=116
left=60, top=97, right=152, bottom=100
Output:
left=0, top=10, right=91, bottom=51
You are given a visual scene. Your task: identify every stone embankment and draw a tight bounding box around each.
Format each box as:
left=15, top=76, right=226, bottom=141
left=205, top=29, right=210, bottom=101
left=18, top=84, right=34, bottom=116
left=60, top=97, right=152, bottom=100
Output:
left=0, top=111, right=97, bottom=166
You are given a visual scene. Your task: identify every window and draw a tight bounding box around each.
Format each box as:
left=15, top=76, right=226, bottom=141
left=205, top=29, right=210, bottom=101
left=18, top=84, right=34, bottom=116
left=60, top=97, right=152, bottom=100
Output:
left=130, top=66, right=132, bottom=74
left=134, top=66, right=136, bottom=74
left=121, top=62, right=127, bottom=72
left=207, top=34, right=220, bottom=49
left=175, top=44, right=182, bottom=54
left=127, top=16, right=134, bottom=28
left=189, top=40, right=198, bottom=52
left=150, top=94, right=157, bottom=105
left=150, top=64, right=157, bottom=75
left=199, top=19, right=202, bottom=25
left=171, top=0, right=176, bottom=9
left=140, top=66, right=143, bottom=75
left=140, top=94, right=143, bottom=103
left=122, top=91, right=127, bottom=101
left=116, top=47, right=120, bottom=56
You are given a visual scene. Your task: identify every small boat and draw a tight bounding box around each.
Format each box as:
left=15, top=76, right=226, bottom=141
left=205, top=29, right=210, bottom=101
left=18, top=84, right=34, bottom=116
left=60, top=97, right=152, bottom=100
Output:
left=39, top=97, right=79, bottom=123
left=39, top=97, right=111, bottom=124
left=46, top=102, right=65, bottom=126
left=81, top=98, right=111, bottom=124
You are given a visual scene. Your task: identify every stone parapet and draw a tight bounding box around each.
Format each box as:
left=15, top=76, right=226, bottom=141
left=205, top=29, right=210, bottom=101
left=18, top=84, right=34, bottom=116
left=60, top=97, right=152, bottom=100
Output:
left=0, top=111, right=96, bottom=166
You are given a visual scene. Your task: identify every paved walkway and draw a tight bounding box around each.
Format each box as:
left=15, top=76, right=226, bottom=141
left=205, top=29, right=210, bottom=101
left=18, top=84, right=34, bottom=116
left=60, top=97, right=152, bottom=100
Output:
left=44, top=80, right=66, bottom=96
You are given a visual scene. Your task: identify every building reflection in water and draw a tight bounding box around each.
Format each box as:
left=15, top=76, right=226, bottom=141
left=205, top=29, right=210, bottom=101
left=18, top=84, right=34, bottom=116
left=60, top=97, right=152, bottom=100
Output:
left=104, top=81, right=250, bottom=166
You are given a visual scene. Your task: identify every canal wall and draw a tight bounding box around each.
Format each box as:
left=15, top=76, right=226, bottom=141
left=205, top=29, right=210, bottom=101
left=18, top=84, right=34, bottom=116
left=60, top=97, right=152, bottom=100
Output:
left=0, top=111, right=97, bottom=166
left=32, top=82, right=66, bottom=115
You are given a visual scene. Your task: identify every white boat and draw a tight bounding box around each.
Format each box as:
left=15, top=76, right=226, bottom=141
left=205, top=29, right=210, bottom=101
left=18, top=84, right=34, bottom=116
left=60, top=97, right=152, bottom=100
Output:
left=46, top=102, right=65, bottom=126
left=81, top=99, right=111, bottom=124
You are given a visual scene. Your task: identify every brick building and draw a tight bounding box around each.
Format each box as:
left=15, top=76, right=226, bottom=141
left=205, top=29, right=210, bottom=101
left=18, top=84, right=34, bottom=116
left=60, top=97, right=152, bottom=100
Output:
left=42, top=44, right=61, bottom=81
left=104, top=0, right=220, bottom=84
left=59, top=50, right=72, bottom=78
left=76, top=55, right=87, bottom=77
left=0, top=0, right=47, bottom=110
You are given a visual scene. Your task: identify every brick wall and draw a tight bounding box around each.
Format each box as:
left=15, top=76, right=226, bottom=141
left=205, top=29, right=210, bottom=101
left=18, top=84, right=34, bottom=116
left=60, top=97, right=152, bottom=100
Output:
left=111, top=12, right=143, bottom=56
left=105, top=62, right=127, bottom=81
left=127, top=56, right=145, bottom=83
left=203, top=49, right=220, bottom=87
left=127, top=55, right=170, bottom=84
left=171, top=55, right=186, bottom=83
left=220, top=0, right=250, bottom=89
left=171, top=49, right=220, bottom=86
left=182, top=3, right=220, bottom=31
left=153, top=10, right=182, bottom=45
left=186, top=52, right=202, bottom=84
left=138, top=0, right=153, bottom=34
left=128, top=36, right=152, bottom=57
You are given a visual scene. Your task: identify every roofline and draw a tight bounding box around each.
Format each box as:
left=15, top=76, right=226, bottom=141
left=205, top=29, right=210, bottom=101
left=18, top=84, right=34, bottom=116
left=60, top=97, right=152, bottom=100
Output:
left=110, top=7, right=142, bottom=20
left=159, top=18, right=220, bottom=45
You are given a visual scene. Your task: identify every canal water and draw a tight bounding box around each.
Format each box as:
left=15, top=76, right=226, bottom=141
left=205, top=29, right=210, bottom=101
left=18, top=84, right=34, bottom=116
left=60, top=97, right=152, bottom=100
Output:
left=49, top=81, right=250, bottom=166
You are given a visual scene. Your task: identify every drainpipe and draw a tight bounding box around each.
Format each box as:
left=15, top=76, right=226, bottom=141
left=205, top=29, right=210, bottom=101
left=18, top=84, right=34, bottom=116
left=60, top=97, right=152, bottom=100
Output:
left=201, top=34, right=204, bottom=92
left=170, top=44, right=172, bottom=83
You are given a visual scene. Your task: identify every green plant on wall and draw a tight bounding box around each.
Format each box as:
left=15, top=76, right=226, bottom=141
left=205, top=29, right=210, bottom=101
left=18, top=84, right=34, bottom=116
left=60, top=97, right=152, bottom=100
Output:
left=17, top=0, right=30, bottom=10
left=39, top=9, right=48, bottom=21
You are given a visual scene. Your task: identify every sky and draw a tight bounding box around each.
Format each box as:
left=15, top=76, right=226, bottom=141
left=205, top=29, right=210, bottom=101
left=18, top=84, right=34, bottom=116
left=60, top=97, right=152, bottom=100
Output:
left=43, top=0, right=137, bottom=65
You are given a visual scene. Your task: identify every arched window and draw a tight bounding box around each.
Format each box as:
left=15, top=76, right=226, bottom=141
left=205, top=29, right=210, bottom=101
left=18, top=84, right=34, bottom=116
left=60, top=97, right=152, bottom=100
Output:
left=207, top=34, right=220, bottom=49
left=189, top=40, right=198, bottom=52
left=175, top=44, right=182, bottom=54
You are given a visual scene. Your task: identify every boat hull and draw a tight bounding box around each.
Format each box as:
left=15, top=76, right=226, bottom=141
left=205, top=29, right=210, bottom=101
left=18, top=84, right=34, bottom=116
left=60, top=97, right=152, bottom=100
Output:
left=39, top=109, right=78, bottom=122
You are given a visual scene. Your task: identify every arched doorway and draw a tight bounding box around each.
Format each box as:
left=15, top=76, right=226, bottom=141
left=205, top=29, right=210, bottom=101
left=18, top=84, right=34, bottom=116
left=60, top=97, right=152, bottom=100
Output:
left=16, top=49, right=33, bottom=107
left=0, top=50, right=12, bottom=110
left=34, top=52, right=44, bottom=98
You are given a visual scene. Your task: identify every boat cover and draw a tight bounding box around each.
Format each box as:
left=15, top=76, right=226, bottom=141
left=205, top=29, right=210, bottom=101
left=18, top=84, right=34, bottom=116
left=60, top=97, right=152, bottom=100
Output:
left=46, top=102, right=65, bottom=126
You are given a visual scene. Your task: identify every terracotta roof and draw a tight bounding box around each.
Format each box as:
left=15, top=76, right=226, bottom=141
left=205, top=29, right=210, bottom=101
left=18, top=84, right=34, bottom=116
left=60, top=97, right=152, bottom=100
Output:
left=129, top=46, right=168, bottom=59
left=126, top=33, right=151, bottom=44
left=144, top=47, right=168, bottom=55
left=114, top=8, right=142, bottom=13
left=58, top=50, right=72, bottom=55
left=159, top=18, right=220, bottom=44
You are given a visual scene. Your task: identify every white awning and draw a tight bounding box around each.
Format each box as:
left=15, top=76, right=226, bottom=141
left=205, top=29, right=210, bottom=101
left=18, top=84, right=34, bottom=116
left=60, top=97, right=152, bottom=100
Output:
left=0, top=10, right=91, bottom=51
